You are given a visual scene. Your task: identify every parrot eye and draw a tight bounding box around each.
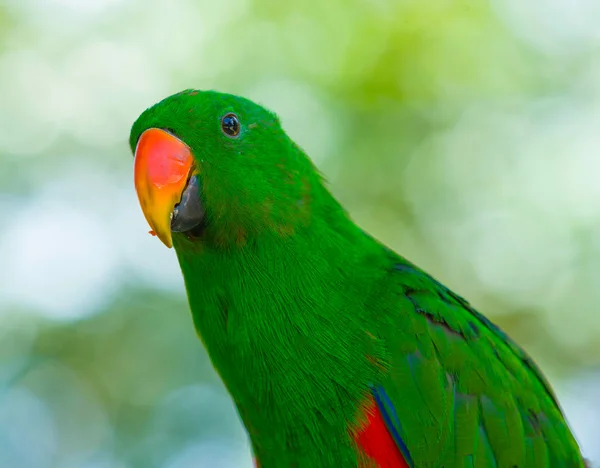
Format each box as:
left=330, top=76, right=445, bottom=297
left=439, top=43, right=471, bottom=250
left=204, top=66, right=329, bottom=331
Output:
left=221, top=113, right=240, bottom=138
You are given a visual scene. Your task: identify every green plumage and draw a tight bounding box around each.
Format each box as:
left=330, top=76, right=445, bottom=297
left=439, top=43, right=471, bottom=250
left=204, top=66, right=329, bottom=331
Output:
left=130, top=90, right=586, bottom=467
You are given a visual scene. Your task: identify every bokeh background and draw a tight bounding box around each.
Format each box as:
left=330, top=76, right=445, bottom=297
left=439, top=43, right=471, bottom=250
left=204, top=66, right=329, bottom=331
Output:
left=1, top=0, right=599, bottom=466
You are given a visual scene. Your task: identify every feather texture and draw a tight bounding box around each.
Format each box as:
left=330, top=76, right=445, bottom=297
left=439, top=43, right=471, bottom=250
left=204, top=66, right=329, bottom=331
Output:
left=354, top=393, right=410, bottom=467
left=363, top=255, right=584, bottom=467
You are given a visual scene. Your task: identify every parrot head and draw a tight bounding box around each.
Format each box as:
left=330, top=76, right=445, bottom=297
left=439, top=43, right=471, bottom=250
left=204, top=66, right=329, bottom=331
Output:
left=130, top=89, right=319, bottom=249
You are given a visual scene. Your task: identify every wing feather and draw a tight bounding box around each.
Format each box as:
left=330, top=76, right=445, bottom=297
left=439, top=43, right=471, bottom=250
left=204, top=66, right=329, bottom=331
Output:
left=357, top=253, right=585, bottom=467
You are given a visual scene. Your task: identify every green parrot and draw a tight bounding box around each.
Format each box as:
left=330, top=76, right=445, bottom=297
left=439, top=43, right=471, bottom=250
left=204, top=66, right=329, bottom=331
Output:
left=130, top=89, right=586, bottom=467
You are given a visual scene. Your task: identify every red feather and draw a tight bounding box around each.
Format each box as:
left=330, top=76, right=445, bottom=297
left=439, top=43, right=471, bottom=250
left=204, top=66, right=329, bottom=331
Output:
left=354, top=396, right=410, bottom=468
left=254, top=396, right=408, bottom=467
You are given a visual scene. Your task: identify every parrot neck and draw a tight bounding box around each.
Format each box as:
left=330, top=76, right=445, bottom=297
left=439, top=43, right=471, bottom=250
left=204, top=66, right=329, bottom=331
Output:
left=173, top=194, right=389, bottom=464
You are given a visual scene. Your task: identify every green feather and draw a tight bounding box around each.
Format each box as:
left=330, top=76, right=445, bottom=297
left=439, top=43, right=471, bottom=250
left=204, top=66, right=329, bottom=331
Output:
left=130, top=90, right=586, bottom=467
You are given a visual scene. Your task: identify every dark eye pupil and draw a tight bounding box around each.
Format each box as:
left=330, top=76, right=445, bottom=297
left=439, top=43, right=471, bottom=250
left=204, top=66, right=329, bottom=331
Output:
left=221, top=113, right=240, bottom=137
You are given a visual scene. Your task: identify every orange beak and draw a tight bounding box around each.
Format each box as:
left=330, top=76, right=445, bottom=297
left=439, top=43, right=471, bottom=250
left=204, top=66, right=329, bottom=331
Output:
left=133, top=128, right=194, bottom=248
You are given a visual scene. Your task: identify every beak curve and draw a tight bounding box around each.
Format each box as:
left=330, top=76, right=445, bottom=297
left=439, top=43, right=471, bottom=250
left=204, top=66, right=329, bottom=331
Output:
left=133, top=128, right=194, bottom=248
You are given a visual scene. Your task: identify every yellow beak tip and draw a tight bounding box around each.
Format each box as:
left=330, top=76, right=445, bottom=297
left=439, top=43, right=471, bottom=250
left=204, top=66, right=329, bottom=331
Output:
left=149, top=229, right=173, bottom=249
